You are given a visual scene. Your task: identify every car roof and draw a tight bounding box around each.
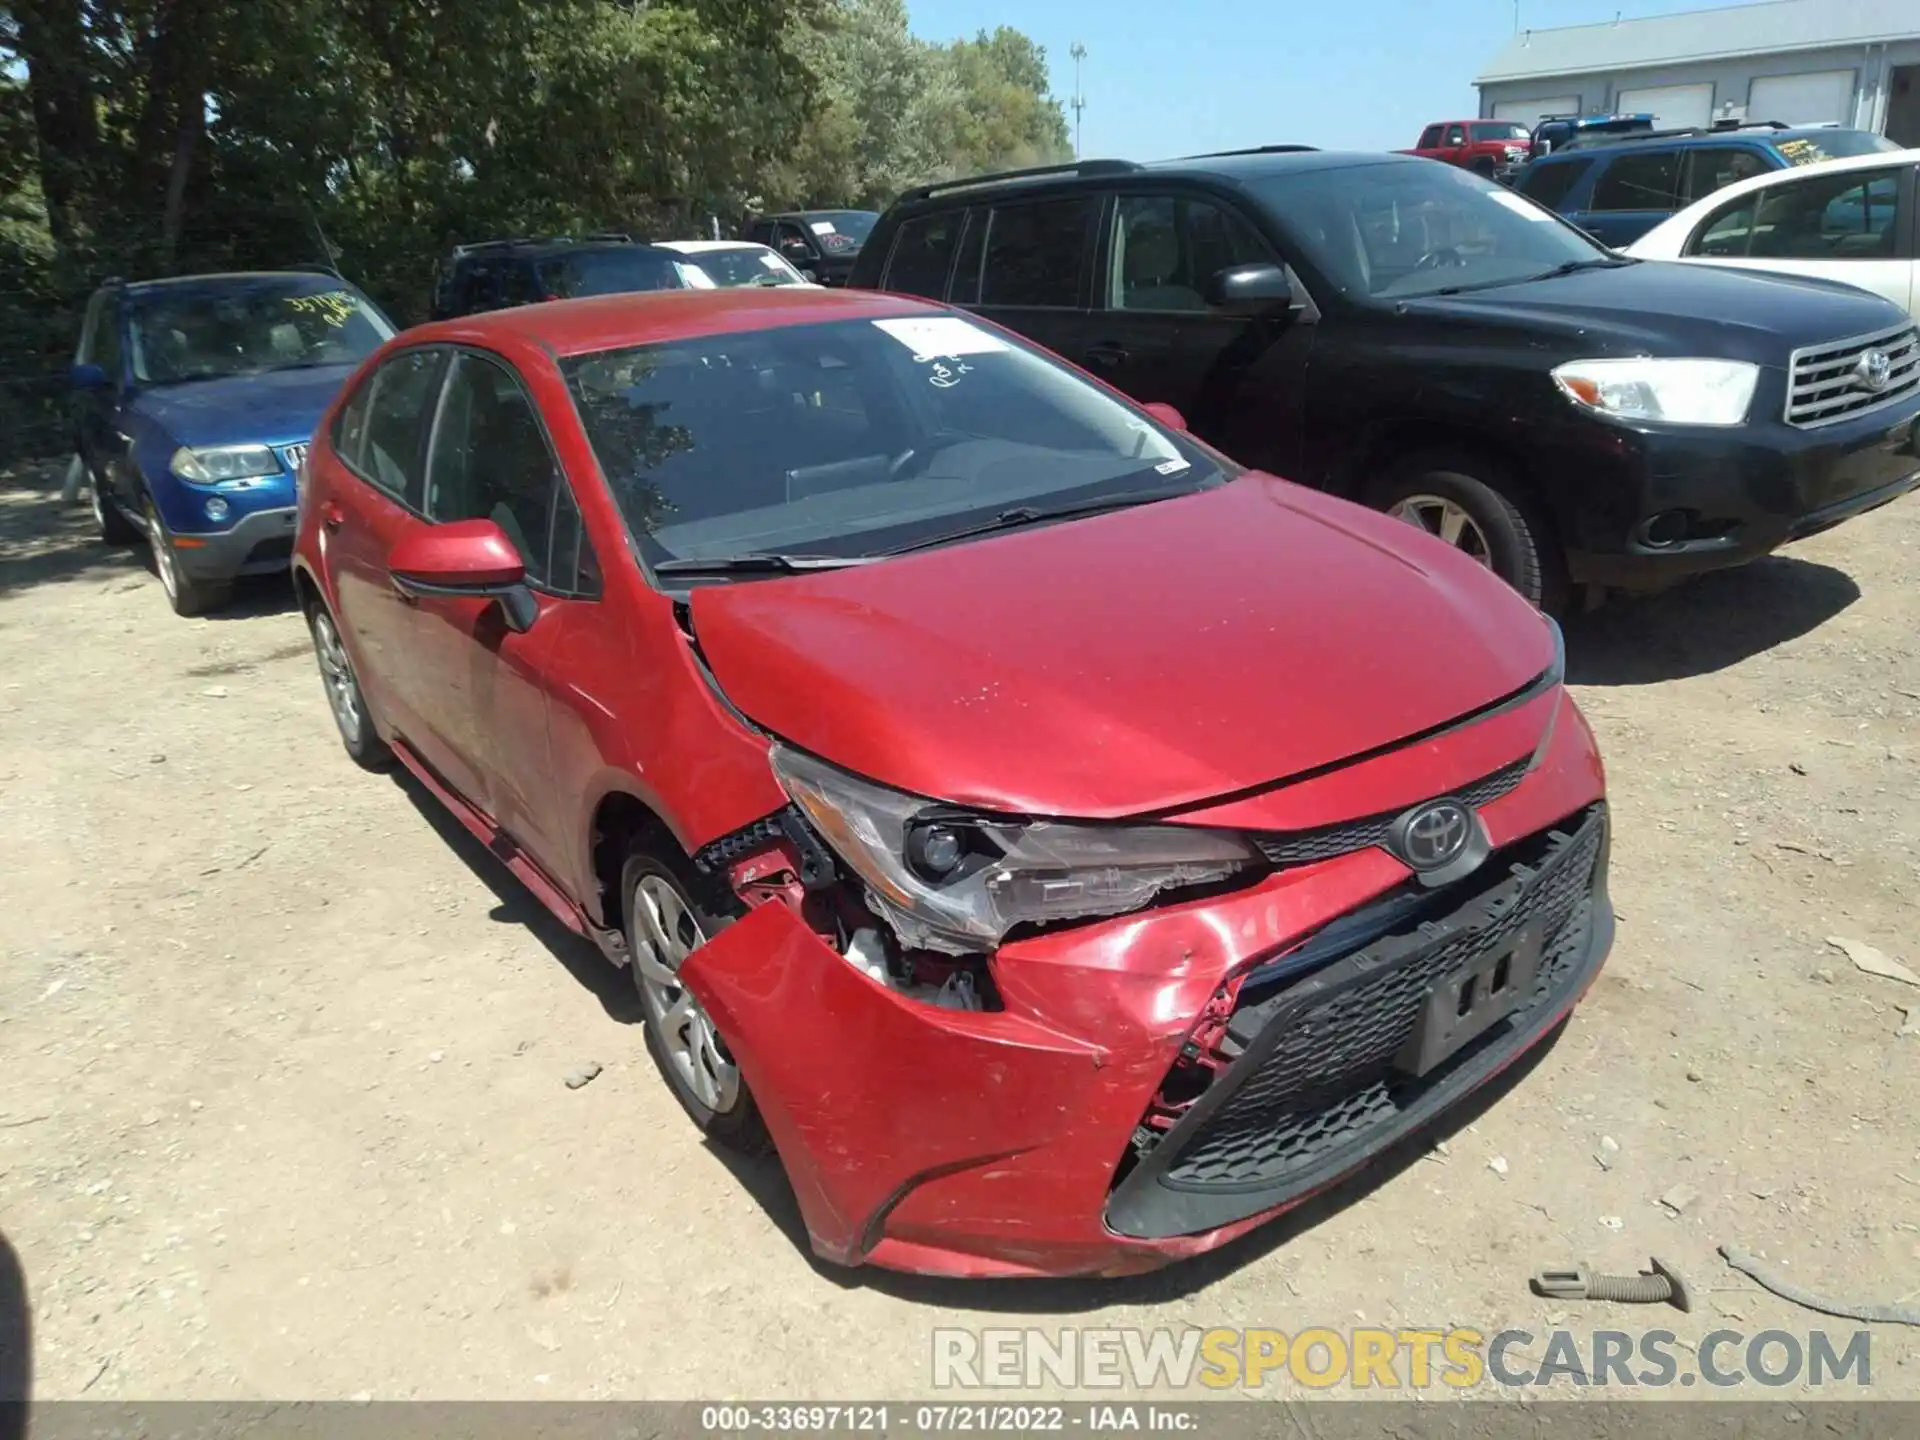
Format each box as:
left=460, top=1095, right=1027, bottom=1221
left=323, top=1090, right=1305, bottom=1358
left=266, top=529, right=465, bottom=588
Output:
left=896, top=149, right=1410, bottom=208
left=122, top=269, right=344, bottom=296
left=657, top=239, right=767, bottom=253
left=418, top=286, right=937, bottom=358
left=1539, top=124, right=1881, bottom=161
left=1631, top=144, right=1920, bottom=249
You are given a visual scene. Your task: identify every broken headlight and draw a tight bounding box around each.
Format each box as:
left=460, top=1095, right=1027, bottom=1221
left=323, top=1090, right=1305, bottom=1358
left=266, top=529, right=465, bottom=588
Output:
left=769, top=744, right=1260, bottom=955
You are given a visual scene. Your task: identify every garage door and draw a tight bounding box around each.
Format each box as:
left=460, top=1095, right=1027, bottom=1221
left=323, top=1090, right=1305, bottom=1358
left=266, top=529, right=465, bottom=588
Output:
left=1749, top=70, right=1856, bottom=126
left=1617, top=83, right=1713, bottom=130
left=1493, top=96, right=1581, bottom=129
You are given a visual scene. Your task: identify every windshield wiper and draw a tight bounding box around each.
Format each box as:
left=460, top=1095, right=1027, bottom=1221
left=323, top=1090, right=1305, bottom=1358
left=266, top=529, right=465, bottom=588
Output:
left=881, top=482, right=1204, bottom=557
left=651, top=552, right=880, bottom=577
left=1428, top=254, right=1633, bottom=297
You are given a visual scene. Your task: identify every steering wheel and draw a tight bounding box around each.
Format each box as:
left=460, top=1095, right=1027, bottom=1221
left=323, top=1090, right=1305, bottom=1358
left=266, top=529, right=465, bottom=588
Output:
left=1412, top=246, right=1467, bottom=273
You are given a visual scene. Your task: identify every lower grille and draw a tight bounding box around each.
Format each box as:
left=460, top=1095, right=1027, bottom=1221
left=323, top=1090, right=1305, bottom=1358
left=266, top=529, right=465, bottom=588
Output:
left=1107, top=804, right=1608, bottom=1239
left=1784, top=323, right=1919, bottom=429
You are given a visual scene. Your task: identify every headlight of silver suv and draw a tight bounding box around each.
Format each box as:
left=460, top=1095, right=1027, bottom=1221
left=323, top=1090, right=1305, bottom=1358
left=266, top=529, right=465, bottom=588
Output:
left=769, top=744, right=1260, bottom=955
left=1552, top=358, right=1759, bottom=427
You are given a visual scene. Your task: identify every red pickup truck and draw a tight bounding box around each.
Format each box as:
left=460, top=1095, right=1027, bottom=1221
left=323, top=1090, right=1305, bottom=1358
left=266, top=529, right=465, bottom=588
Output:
left=1403, top=120, right=1534, bottom=182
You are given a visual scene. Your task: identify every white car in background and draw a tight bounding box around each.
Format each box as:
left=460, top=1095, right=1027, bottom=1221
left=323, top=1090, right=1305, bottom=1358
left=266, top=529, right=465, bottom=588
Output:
left=658, top=240, right=820, bottom=290
left=1625, top=146, right=1919, bottom=320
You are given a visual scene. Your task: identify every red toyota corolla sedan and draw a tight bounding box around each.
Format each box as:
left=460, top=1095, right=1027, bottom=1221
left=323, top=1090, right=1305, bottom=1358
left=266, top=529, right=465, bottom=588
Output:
left=291, top=287, right=1612, bottom=1279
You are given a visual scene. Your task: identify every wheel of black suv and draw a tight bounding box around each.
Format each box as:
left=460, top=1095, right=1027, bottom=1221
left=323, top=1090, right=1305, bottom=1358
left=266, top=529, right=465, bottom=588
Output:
left=142, top=493, right=230, bottom=616
left=89, top=459, right=139, bottom=545
left=306, top=602, right=393, bottom=770
left=1370, top=455, right=1570, bottom=616
left=622, top=847, right=773, bottom=1155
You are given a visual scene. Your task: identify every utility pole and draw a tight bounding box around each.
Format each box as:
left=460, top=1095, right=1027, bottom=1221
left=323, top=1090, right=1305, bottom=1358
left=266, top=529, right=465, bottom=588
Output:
left=1070, top=43, right=1088, bottom=158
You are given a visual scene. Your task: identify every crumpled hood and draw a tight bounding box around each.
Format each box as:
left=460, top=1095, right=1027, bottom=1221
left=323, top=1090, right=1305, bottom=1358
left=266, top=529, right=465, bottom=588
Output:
left=130, top=363, right=359, bottom=450
left=1403, top=260, right=1910, bottom=365
left=690, top=477, right=1556, bottom=819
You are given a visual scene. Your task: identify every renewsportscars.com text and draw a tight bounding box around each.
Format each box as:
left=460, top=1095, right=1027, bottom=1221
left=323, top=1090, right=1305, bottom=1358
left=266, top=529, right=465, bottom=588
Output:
left=931, top=1326, right=1873, bottom=1391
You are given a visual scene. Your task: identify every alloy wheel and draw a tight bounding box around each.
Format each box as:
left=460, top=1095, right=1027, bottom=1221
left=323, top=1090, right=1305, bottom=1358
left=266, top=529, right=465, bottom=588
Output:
left=630, top=873, right=739, bottom=1113
left=146, top=498, right=180, bottom=601
left=1388, top=494, right=1495, bottom=569
left=309, top=610, right=364, bottom=747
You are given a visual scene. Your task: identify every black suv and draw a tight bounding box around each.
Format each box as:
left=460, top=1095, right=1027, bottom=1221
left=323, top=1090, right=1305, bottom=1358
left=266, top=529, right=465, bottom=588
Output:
left=428, top=235, right=689, bottom=320
left=848, top=150, right=1920, bottom=612
left=741, top=210, right=880, bottom=286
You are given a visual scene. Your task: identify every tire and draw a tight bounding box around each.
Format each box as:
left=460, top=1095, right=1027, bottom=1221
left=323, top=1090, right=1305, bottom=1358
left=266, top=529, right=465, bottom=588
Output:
left=89, top=460, right=139, bottom=545
left=622, top=847, right=773, bottom=1156
left=305, top=603, right=393, bottom=770
left=143, top=493, right=230, bottom=617
left=1369, top=454, right=1570, bottom=615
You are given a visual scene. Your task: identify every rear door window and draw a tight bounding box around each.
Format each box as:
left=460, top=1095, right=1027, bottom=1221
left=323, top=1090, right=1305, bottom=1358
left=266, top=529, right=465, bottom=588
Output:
left=883, top=212, right=966, bottom=298
left=980, top=197, right=1099, bottom=308
left=1519, top=158, right=1595, bottom=210
left=1418, top=125, right=1443, bottom=149
left=1590, top=149, right=1683, bottom=212
left=1679, top=147, right=1771, bottom=204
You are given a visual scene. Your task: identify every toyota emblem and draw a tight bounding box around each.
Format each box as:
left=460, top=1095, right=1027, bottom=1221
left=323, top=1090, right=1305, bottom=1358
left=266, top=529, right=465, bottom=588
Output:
left=1854, top=348, right=1893, bottom=393
left=1394, top=798, right=1473, bottom=871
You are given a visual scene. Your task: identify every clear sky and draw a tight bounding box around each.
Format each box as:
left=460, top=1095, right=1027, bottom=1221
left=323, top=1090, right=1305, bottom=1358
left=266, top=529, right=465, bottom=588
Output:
left=907, top=0, right=1747, bottom=156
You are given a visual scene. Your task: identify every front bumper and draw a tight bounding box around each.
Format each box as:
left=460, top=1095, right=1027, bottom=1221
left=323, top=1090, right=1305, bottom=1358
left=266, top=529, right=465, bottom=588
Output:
left=1550, top=388, right=1920, bottom=590
left=172, top=505, right=299, bottom=581
left=679, top=691, right=1610, bottom=1279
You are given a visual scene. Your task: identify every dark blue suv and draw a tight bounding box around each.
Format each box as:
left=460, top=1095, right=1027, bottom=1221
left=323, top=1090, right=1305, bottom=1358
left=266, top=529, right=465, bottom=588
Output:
left=70, top=270, right=396, bottom=615
left=1515, top=123, right=1900, bottom=248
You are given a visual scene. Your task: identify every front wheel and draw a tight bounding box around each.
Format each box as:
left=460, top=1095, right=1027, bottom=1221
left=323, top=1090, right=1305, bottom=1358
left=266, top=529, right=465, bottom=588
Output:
left=144, top=494, right=230, bottom=616
left=1370, top=458, right=1569, bottom=615
left=623, top=849, right=772, bottom=1155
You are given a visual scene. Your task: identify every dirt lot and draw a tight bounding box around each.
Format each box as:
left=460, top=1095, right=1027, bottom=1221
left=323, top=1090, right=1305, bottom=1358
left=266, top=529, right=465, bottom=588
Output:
left=2, top=458, right=1918, bottom=1402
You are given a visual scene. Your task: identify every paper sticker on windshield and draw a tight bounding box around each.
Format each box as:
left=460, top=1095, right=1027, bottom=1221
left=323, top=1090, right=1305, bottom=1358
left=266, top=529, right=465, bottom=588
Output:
left=809, top=220, right=838, bottom=236
left=287, top=291, right=358, bottom=326
left=1486, top=190, right=1552, bottom=221
left=1155, top=458, right=1190, bottom=475
left=872, top=317, right=1009, bottom=361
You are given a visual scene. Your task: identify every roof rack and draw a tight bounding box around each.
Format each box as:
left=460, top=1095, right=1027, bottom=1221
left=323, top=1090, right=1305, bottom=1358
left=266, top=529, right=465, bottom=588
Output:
left=1561, top=119, right=1792, bottom=150
left=898, top=158, right=1142, bottom=204
left=1178, top=144, right=1320, bottom=159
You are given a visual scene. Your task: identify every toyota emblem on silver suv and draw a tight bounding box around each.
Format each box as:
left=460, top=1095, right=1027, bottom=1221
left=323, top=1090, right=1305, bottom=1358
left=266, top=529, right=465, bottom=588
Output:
left=1854, top=349, right=1893, bottom=393
left=1393, top=798, right=1473, bottom=871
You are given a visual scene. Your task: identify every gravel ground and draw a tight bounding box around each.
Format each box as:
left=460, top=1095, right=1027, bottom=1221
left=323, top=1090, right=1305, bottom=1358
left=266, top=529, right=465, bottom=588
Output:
left=2, top=459, right=1918, bottom=1402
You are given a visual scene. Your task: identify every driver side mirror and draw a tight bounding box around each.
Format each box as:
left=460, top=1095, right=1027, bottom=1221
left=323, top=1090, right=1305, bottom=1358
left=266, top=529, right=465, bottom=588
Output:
left=1141, top=402, right=1188, bottom=432
left=1204, top=263, right=1293, bottom=317
left=69, top=361, right=112, bottom=391
left=387, top=519, right=539, bottom=633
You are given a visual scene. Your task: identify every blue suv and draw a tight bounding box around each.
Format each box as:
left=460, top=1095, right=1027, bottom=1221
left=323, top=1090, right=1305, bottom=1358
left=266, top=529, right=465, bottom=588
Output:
left=70, top=270, right=397, bottom=615
left=1514, top=122, right=1900, bottom=248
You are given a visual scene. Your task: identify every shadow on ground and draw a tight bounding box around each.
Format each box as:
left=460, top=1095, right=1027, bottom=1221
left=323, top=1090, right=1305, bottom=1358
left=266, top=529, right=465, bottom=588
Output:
left=388, top=767, right=642, bottom=1026
left=1566, top=555, right=1858, bottom=687
left=0, top=466, right=140, bottom=600
left=0, top=1226, right=27, bottom=1417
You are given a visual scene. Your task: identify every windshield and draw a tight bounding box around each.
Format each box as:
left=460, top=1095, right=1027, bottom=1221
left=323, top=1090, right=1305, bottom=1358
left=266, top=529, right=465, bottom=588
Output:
left=536, top=248, right=686, bottom=300
left=1471, top=122, right=1531, bottom=143
left=678, top=246, right=808, bottom=288
left=127, top=279, right=395, bottom=385
left=1773, top=130, right=1903, bottom=166
left=561, top=313, right=1229, bottom=574
left=1248, top=160, right=1612, bottom=300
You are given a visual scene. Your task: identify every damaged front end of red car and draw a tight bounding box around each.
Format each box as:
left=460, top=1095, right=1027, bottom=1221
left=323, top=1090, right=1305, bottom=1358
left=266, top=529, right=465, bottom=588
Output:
left=671, top=682, right=1612, bottom=1280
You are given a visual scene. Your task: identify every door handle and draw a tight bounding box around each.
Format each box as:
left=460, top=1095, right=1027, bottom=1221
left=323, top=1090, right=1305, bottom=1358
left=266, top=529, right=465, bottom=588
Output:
left=1084, top=342, right=1130, bottom=369
left=321, top=503, right=345, bottom=532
